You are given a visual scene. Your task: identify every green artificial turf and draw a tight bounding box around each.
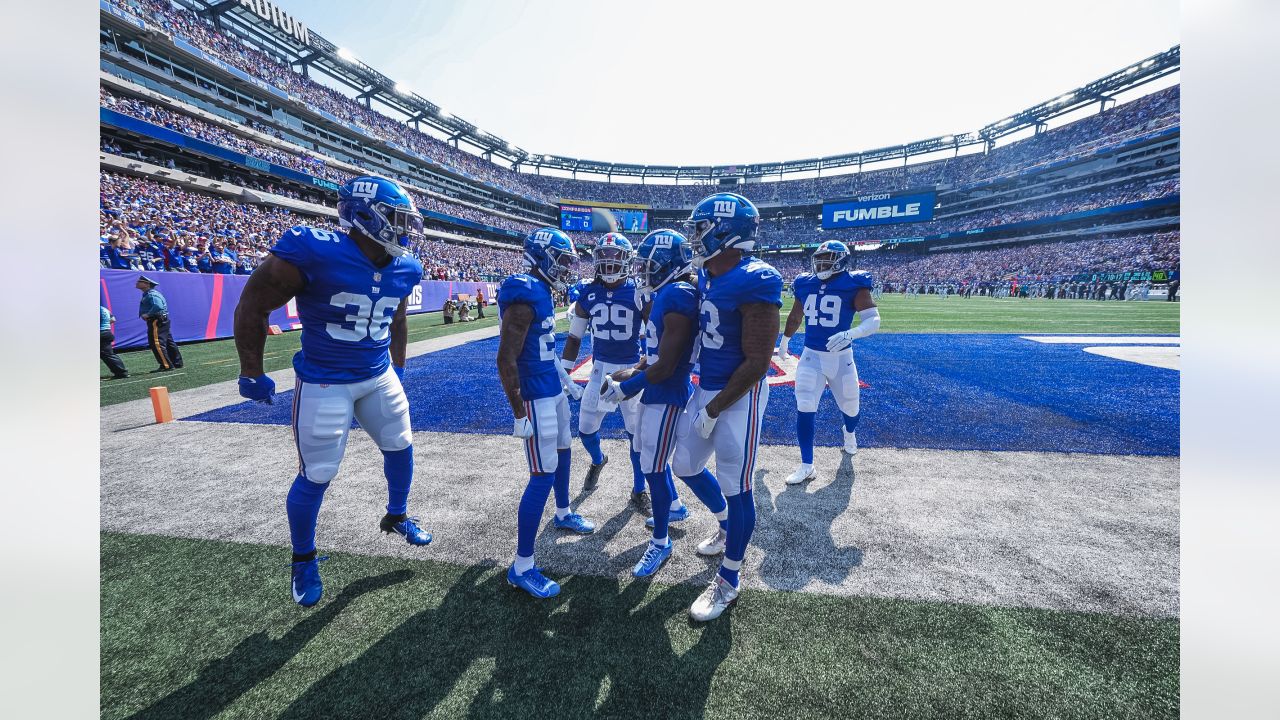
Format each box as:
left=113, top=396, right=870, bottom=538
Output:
left=101, top=532, right=1178, bottom=720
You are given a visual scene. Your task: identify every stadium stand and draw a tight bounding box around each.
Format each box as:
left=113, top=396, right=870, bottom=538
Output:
left=98, top=0, right=1179, bottom=293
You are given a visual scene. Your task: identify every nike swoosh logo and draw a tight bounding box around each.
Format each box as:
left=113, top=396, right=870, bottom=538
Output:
left=292, top=582, right=305, bottom=602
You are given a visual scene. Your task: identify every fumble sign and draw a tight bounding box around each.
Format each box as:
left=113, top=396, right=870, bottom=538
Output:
left=822, top=191, right=937, bottom=229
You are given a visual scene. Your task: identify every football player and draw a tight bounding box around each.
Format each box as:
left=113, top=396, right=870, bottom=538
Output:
left=233, top=176, right=432, bottom=608
left=672, top=193, right=782, bottom=621
left=497, top=227, right=596, bottom=599
left=777, top=240, right=879, bottom=484
left=560, top=233, right=652, bottom=511
left=602, top=230, right=729, bottom=577
left=773, top=239, right=875, bottom=481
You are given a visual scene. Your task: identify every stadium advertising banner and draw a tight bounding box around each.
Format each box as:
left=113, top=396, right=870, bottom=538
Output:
left=822, top=192, right=937, bottom=229
left=100, top=270, right=495, bottom=349
left=560, top=205, right=649, bottom=234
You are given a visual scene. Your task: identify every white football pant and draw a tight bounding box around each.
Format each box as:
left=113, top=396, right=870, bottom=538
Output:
left=521, top=393, right=572, bottom=474
left=578, top=359, right=641, bottom=449
left=671, top=379, right=769, bottom=497
left=636, top=402, right=684, bottom=475
left=292, top=365, right=412, bottom=484
left=793, top=347, right=860, bottom=416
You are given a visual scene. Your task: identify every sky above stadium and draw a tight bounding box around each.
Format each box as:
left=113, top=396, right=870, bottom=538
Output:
left=276, top=0, right=1179, bottom=167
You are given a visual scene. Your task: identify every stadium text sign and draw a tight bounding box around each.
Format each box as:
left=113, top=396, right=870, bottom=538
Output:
left=238, top=0, right=309, bottom=45
left=822, top=192, right=937, bottom=229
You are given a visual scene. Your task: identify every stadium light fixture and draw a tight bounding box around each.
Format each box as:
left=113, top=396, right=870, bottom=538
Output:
left=394, top=82, right=413, bottom=95
left=1142, top=59, right=1155, bottom=68
left=940, top=135, right=954, bottom=143
left=337, top=47, right=357, bottom=62
left=1125, top=66, right=1139, bottom=74
left=1053, top=93, right=1073, bottom=105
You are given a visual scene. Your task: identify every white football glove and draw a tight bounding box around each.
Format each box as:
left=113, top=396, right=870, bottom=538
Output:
left=694, top=407, right=718, bottom=439
left=600, top=376, right=628, bottom=404
left=826, top=329, right=856, bottom=353
left=556, top=362, right=583, bottom=401
left=513, top=416, right=534, bottom=439
left=776, top=335, right=792, bottom=362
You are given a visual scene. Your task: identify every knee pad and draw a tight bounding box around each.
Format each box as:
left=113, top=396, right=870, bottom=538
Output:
left=577, top=407, right=604, bottom=435
left=303, top=460, right=340, bottom=485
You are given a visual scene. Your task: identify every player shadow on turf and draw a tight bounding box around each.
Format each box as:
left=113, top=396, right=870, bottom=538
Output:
left=123, top=569, right=412, bottom=720
left=753, top=454, right=864, bottom=591
left=275, top=565, right=731, bottom=720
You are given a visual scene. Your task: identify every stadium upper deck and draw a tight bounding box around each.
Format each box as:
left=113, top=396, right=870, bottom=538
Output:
left=99, top=0, right=1178, bottom=261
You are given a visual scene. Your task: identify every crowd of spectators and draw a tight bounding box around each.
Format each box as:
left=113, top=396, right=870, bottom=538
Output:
left=109, top=0, right=553, bottom=204
left=106, top=0, right=1177, bottom=216
left=102, top=87, right=545, bottom=235
left=746, top=175, right=1180, bottom=246
left=761, top=231, right=1179, bottom=287
left=100, top=171, right=527, bottom=280
left=524, top=87, right=1180, bottom=209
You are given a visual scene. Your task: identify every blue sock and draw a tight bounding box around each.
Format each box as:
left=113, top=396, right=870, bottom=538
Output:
left=797, top=411, right=816, bottom=464
left=718, top=490, right=756, bottom=587
left=553, top=448, right=571, bottom=510
left=664, top=466, right=681, bottom=505
left=517, top=472, right=555, bottom=557
left=286, top=474, right=329, bottom=556
left=382, top=446, right=413, bottom=516
left=627, top=433, right=645, bottom=493
left=679, top=469, right=727, bottom=528
left=579, top=431, right=605, bottom=465
left=843, top=412, right=860, bottom=432
left=646, top=471, right=672, bottom=541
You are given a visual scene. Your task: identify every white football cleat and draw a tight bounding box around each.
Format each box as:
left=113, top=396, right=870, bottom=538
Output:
left=785, top=463, right=816, bottom=485
left=842, top=429, right=858, bottom=455
left=689, top=575, right=739, bottom=621
left=696, top=528, right=727, bottom=556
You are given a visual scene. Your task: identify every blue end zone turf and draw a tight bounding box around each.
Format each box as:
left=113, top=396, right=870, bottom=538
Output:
left=186, top=334, right=1178, bottom=456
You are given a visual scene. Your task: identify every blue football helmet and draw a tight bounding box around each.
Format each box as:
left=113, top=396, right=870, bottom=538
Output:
left=524, top=227, right=579, bottom=292
left=337, top=176, right=424, bottom=257
left=631, top=229, right=692, bottom=293
left=593, top=232, right=634, bottom=283
left=812, top=240, right=853, bottom=280
left=684, top=192, right=760, bottom=269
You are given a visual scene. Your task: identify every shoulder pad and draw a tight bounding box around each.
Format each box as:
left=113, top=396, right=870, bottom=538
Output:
left=845, top=270, right=875, bottom=289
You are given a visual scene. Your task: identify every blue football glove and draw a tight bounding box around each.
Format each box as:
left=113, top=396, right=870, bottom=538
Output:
left=394, top=365, right=405, bottom=384
left=238, top=374, right=276, bottom=404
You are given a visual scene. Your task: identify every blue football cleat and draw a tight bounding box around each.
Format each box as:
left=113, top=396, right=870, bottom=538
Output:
left=553, top=512, right=596, bottom=534
left=645, top=504, right=690, bottom=528
left=632, top=541, right=674, bottom=577
left=507, top=565, right=560, bottom=598
left=289, top=555, right=329, bottom=608
left=380, top=514, right=433, bottom=546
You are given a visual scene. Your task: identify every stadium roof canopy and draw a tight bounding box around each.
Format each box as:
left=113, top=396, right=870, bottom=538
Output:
left=177, top=0, right=1179, bottom=182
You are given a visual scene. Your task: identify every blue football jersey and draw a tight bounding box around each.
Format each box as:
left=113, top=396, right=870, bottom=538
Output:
left=792, top=270, right=875, bottom=350
left=640, top=281, right=699, bottom=407
left=271, top=226, right=423, bottom=384
left=497, top=273, right=560, bottom=401
left=578, top=278, right=642, bottom=365
left=567, top=280, right=587, bottom=304
left=696, top=257, right=784, bottom=391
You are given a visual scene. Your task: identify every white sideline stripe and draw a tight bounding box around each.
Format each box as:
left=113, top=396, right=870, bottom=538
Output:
left=1020, top=335, right=1180, bottom=344
left=1084, top=346, right=1181, bottom=370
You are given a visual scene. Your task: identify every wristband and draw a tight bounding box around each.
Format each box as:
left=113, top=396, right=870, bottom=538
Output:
left=620, top=372, right=650, bottom=397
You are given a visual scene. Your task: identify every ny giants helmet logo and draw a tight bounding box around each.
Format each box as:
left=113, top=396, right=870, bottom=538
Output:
left=532, top=231, right=554, bottom=246
left=712, top=200, right=737, bottom=217
left=351, top=181, right=379, bottom=198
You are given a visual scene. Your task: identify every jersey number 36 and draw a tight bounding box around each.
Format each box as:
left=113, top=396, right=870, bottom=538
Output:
left=326, top=292, right=399, bottom=342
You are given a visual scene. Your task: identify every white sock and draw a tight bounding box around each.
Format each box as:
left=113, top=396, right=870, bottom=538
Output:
left=554, top=507, right=570, bottom=520
left=670, top=499, right=683, bottom=512
left=652, top=535, right=669, bottom=547
left=513, top=554, right=535, bottom=575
